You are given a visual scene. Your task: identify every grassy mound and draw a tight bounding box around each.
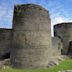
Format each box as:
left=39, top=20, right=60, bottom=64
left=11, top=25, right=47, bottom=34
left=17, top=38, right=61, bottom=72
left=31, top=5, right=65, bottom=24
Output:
left=0, top=59, right=72, bottom=72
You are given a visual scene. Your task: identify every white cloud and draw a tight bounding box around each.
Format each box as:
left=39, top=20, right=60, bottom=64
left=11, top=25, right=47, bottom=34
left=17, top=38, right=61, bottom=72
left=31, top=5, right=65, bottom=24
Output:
left=52, top=16, right=67, bottom=25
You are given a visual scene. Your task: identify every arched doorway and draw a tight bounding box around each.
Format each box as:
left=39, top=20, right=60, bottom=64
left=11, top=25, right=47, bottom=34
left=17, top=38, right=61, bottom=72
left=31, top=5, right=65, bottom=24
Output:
left=68, top=41, right=72, bottom=55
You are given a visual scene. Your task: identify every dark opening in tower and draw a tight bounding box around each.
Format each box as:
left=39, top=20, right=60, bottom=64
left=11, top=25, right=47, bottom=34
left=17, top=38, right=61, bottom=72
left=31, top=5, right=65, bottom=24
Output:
left=68, top=41, right=72, bottom=55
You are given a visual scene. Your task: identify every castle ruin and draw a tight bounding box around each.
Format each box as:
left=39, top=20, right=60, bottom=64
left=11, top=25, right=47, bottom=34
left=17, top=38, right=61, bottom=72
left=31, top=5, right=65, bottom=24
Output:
left=54, top=23, right=72, bottom=55
left=11, top=4, right=52, bottom=68
left=0, top=28, right=12, bottom=59
left=0, top=4, right=72, bottom=68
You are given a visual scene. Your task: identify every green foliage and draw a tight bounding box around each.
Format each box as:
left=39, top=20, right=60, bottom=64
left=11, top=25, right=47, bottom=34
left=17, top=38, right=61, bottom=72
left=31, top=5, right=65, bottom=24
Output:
left=0, top=59, right=72, bottom=72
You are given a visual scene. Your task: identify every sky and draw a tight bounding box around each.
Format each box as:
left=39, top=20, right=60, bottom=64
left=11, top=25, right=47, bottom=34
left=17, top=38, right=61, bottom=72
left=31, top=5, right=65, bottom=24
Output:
left=0, top=0, right=72, bottom=36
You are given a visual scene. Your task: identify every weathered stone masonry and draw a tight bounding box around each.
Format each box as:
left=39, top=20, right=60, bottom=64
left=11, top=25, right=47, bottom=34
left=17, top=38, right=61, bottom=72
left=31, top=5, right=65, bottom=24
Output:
left=0, top=28, right=12, bottom=59
left=52, top=37, right=62, bottom=56
left=0, top=4, right=69, bottom=69
left=54, top=23, right=72, bottom=54
left=10, top=4, right=52, bottom=68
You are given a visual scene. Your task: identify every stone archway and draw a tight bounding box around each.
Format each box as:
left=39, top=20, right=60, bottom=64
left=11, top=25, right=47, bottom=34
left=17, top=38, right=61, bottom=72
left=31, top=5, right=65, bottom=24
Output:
left=68, top=41, right=72, bottom=55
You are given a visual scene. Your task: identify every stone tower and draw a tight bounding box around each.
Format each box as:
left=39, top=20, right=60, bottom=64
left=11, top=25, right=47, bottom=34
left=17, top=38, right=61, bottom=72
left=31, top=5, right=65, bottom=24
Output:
left=11, top=4, right=51, bottom=68
left=54, top=23, right=72, bottom=54
left=0, top=28, right=12, bottom=59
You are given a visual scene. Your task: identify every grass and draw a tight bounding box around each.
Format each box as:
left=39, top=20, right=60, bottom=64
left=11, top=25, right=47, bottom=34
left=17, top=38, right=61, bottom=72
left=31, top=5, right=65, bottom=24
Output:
left=0, top=59, right=72, bottom=72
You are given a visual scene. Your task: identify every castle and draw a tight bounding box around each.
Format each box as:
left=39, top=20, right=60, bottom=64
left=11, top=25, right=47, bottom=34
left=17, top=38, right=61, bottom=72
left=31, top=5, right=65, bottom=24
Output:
left=0, top=4, right=72, bottom=68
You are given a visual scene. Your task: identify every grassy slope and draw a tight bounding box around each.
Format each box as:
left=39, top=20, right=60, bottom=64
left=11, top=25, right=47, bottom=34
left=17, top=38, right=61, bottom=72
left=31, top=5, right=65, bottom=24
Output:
left=0, top=59, right=72, bottom=72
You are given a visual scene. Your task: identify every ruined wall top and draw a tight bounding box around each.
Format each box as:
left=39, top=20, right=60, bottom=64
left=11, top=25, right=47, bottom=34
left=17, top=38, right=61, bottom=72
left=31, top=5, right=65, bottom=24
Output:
left=13, top=4, right=50, bottom=20
left=13, top=4, right=51, bottom=31
left=14, top=4, right=48, bottom=13
left=0, top=28, right=12, bottom=40
left=0, top=28, right=12, bottom=31
left=0, top=28, right=12, bottom=34
left=54, top=22, right=72, bottom=29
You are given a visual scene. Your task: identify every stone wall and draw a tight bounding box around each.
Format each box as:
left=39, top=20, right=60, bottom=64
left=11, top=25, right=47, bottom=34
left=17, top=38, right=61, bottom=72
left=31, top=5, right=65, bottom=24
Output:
left=0, top=28, right=12, bottom=59
left=52, top=37, right=63, bottom=56
left=11, top=4, right=52, bottom=68
left=54, top=23, right=72, bottom=54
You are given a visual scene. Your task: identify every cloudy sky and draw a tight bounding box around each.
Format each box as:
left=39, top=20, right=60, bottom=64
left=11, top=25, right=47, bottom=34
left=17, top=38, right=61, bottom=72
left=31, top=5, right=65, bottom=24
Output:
left=0, top=0, right=72, bottom=36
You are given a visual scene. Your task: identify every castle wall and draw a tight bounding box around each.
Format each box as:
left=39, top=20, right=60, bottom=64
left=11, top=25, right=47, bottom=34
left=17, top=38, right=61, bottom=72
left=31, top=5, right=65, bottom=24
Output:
left=54, top=23, right=72, bottom=54
left=0, top=28, right=12, bottom=59
left=52, top=37, right=62, bottom=56
left=11, top=4, right=52, bottom=68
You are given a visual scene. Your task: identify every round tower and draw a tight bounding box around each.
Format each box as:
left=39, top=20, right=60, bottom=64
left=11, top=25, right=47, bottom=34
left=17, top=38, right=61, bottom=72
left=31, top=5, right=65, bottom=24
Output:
left=11, top=4, right=51, bottom=68
left=54, top=23, right=72, bottom=54
left=0, top=28, right=12, bottom=59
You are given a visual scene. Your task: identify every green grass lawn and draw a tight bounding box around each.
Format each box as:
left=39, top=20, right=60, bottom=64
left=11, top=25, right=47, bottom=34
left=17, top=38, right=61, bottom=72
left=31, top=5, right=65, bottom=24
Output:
left=0, top=59, right=72, bottom=72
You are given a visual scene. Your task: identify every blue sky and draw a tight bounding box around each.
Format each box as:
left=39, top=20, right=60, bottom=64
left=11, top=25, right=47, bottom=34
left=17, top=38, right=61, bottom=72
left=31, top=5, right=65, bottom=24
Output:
left=0, top=0, right=72, bottom=36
